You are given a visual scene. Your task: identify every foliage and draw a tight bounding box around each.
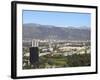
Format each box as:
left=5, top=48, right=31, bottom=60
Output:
left=66, top=53, right=91, bottom=67
left=23, top=50, right=91, bottom=69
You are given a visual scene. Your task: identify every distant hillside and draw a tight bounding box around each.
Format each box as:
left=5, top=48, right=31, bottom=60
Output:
left=23, top=23, right=90, bottom=41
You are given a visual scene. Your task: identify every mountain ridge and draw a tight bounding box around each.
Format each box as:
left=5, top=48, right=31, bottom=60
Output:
left=23, top=23, right=90, bottom=41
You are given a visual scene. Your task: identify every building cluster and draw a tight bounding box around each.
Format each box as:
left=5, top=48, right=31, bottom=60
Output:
left=23, top=39, right=90, bottom=56
left=22, top=39, right=91, bottom=69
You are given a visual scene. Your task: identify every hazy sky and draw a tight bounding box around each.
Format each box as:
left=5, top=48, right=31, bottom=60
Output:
left=23, top=10, right=91, bottom=28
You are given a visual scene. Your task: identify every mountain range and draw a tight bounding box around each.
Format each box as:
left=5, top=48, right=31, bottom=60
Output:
left=23, top=23, right=90, bottom=41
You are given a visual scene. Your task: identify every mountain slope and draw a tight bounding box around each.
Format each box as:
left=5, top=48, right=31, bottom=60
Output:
left=23, top=23, right=90, bottom=41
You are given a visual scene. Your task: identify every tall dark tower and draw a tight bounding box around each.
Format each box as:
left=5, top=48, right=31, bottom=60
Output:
left=29, top=40, right=39, bottom=68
